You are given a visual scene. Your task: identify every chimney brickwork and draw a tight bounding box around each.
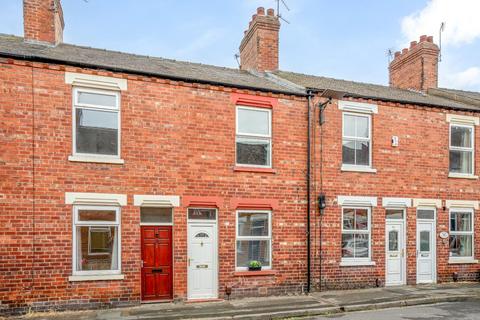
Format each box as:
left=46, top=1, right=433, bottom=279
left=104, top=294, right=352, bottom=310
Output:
left=239, top=7, right=280, bottom=72
left=23, top=0, right=64, bottom=45
left=389, top=35, right=439, bottom=92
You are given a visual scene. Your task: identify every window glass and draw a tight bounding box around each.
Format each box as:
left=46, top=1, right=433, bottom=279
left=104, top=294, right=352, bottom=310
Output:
left=420, top=231, right=430, bottom=252
left=238, top=212, right=269, bottom=237
left=236, top=240, right=270, bottom=267
left=188, top=208, right=216, bottom=220
left=389, top=230, right=398, bottom=251
left=237, top=108, right=270, bottom=135
left=386, top=209, right=403, bottom=219
left=74, top=206, right=120, bottom=274
left=417, top=209, right=435, bottom=220
left=75, top=109, right=118, bottom=155
left=342, top=113, right=371, bottom=166
left=236, top=211, right=271, bottom=268
left=451, top=126, right=472, bottom=148
left=236, top=137, right=270, bottom=166
left=77, top=91, right=117, bottom=108
left=140, top=207, right=173, bottom=224
left=78, top=209, right=116, bottom=222
left=449, top=150, right=473, bottom=174
left=450, top=211, right=472, bottom=232
left=449, top=209, right=474, bottom=258
left=449, top=235, right=473, bottom=257
left=341, top=208, right=370, bottom=259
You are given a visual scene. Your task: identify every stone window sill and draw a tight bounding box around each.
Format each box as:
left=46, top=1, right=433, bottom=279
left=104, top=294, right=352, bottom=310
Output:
left=234, top=270, right=277, bottom=277
left=68, top=274, right=125, bottom=282
left=68, top=155, right=125, bottom=164
left=341, top=165, right=377, bottom=173
left=448, top=258, right=478, bottom=264
left=340, top=260, right=376, bottom=267
left=233, top=166, right=276, bottom=174
left=448, top=173, right=479, bottom=180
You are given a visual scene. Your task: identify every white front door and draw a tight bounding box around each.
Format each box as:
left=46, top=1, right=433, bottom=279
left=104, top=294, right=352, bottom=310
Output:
left=386, top=221, right=405, bottom=286
left=416, top=220, right=436, bottom=284
left=187, top=223, right=217, bottom=299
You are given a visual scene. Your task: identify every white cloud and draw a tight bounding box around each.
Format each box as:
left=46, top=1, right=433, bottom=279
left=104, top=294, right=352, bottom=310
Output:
left=441, top=67, right=480, bottom=90
left=401, top=0, right=480, bottom=46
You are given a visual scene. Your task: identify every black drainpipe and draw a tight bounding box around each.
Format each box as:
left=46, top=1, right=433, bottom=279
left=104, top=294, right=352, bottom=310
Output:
left=306, top=90, right=313, bottom=293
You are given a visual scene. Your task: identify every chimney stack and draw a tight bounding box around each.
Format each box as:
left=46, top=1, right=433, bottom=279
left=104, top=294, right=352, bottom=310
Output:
left=23, top=0, right=64, bottom=46
left=389, top=35, right=439, bottom=92
left=239, top=7, right=280, bottom=72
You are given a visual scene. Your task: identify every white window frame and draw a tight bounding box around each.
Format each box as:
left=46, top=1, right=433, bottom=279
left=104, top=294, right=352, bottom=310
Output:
left=71, top=87, right=122, bottom=160
left=449, top=207, right=475, bottom=260
left=341, top=206, right=372, bottom=264
left=235, top=106, right=272, bottom=168
left=341, top=112, right=373, bottom=170
left=72, top=205, right=121, bottom=276
left=235, top=210, right=272, bottom=270
left=449, top=123, right=475, bottom=177
left=88, top=226, right=112, bottom=255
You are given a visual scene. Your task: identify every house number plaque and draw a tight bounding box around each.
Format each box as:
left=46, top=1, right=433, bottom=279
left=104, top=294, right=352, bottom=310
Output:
left=439, top=231, right=449, bottom=239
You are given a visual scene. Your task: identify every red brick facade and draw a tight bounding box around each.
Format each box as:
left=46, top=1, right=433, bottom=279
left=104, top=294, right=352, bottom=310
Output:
left=1, top=1, right=479, bottom=316
left=0, top=58, right=308, bottom=314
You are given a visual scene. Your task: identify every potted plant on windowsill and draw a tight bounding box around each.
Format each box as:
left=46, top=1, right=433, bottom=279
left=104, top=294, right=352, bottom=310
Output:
left=248, top=260, right=262, bottom=271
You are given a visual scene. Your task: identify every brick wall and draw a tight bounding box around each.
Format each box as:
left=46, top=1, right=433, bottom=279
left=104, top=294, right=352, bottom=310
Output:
left=312, top=96, right=480, bottom=289
left=23, top=0, right=64, bottom=45
left=0, top=58, right=308, bottom=314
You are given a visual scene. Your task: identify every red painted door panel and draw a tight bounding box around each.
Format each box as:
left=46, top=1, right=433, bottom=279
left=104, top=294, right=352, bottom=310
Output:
left=141, top=226, right=173, bottom=301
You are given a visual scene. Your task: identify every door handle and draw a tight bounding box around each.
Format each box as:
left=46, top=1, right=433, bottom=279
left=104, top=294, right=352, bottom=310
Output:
left=188, top=258, right=192, bottom=267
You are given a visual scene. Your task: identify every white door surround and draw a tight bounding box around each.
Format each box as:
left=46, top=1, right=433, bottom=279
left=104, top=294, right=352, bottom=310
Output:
left=187, top=209, right=218, bottom=300
left=385, top=220, right=406, bottom=286
left=416, top=208, right=437, bottom=284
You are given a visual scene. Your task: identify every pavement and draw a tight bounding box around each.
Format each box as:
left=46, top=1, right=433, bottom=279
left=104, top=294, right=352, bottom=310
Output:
left=12, top=282, right=480, bottom=320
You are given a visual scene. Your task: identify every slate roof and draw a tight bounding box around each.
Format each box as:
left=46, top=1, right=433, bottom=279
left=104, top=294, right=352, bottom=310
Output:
left=274, top=70, right=480, bottom=112
left=0, top=34, right=303, bottom=96
left=1, top=33, right=479, bottom=111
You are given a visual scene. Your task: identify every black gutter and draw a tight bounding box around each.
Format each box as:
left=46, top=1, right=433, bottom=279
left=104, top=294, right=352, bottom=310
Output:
left=0, top=51, right=306, bottom=97
left=306, top=90, right=313, bottom=293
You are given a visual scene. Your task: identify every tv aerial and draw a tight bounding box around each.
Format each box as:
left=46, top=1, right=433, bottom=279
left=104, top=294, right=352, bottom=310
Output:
left=275, top=0, right=290, bottom=24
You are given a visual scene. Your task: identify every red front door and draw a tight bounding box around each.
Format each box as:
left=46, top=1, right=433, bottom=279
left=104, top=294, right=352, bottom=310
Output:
left=141, top=226, right=173, bottom=301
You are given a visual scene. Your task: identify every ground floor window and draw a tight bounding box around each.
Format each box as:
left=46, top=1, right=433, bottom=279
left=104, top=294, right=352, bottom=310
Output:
left=73, top=205, right=121, bottom=275
left=236, top=210, right=271, bottom=269
left=341, top=207, right=371, bottom=261
left=449, top=208, right=474, bottom=259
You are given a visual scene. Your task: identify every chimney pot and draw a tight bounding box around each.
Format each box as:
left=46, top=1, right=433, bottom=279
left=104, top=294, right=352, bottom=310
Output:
left=420, top=35, right=427, bottom=42
left=267, top=8, right=275, bottom=16
left=257, top=7, right=265, bottom=15
left=394, top=51, right=401, bottom=58
left=410, top=41, right=417, bottom=49
left=402, top=48, right=408, bottom=54
left=427, top=36, right=433, bottom=43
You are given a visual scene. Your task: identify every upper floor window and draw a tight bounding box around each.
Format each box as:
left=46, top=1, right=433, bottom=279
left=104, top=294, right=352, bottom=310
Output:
left=73, top=88, right=120, bottom=157
left=236, top=106, right=271, bottom=167
left=449, top=124, right=474, bottom=175
left=342, top=113, right=371, bottom=167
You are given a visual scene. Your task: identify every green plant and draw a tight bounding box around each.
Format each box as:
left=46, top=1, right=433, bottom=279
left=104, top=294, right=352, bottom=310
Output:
left=248, top=260, right=262, bottom=268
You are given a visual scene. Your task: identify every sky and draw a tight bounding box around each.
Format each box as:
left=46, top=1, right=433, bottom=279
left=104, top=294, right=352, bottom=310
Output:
left=1, top=0, right=479, bottom=91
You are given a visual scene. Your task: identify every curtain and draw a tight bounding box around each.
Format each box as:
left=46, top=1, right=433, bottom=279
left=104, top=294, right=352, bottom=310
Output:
left=76, top=226, right=82, bottom=271
left=111, top=227, right=118, bottom=270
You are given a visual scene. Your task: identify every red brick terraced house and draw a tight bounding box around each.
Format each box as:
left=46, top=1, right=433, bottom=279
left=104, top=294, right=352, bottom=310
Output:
left=1, top=0, right=479, bottom=315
